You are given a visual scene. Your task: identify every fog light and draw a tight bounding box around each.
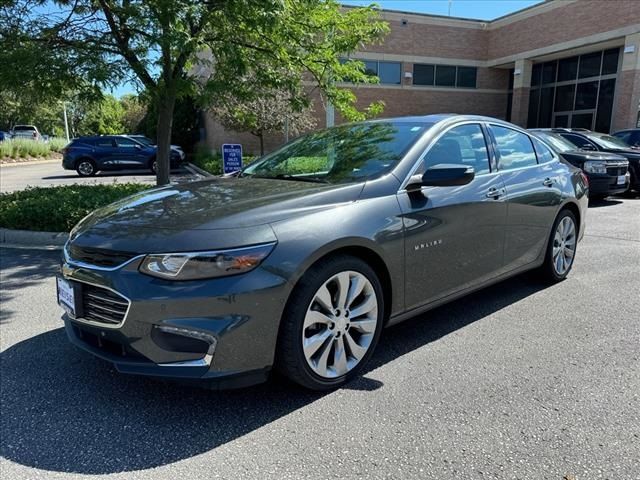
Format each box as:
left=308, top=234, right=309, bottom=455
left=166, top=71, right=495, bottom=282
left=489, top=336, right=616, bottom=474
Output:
left=154, top=325, right=217, bottom=366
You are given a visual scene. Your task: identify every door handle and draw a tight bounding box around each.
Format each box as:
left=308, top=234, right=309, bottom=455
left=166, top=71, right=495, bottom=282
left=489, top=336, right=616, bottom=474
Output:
left=543, top=178, right=554, bottom=187
left=486, top=188, right=503, bottom=199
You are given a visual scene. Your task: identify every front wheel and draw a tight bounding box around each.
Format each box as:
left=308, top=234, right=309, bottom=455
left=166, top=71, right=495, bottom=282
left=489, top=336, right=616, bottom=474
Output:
left=539, top=209, right=578, bottom=283
left=276, top=255, right=384, bottom=390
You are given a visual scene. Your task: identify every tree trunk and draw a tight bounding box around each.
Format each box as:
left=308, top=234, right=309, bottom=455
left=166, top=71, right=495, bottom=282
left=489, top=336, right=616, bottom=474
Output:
left=259, top=131, right=264, bottom=156
left=155, top=89, right=176, bottom=186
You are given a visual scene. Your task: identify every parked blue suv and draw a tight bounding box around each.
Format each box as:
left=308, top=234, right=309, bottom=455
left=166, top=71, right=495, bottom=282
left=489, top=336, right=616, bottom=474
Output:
left=61, top=135, right=184, bottom=177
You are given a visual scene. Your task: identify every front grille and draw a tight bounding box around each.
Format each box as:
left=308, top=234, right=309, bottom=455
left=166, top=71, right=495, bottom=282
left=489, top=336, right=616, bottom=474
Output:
left=606, top=166, right=626, bottom=176
left=68, top=245, right=137, bottom=268
left=80, top=284, right=129, bottom=326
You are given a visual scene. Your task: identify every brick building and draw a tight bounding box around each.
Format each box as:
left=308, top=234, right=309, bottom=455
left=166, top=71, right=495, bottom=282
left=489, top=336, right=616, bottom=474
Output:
left=204, top=0, right=640, bottom=155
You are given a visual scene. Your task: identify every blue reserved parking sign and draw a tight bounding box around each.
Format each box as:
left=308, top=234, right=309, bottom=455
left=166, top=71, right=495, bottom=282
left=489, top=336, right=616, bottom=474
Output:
left=222, top=144, right=243, bottom=174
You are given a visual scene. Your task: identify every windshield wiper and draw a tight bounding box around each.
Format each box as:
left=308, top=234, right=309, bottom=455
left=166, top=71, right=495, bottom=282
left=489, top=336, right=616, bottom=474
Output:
left=254, top=174, right=330, bottom=184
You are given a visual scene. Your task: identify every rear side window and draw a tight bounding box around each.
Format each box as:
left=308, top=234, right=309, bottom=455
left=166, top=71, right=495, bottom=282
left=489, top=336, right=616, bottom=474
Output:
left=490, top=125, right=538, bottom=171
left=96, top=138, right=114, bottom=147
left=116, top=137, right=138, bottom=147
left=532, top=137, right=555, bottom=163
left=13, top=126, right=35, bottom=132
left=421, top=123, right=490, bottom=175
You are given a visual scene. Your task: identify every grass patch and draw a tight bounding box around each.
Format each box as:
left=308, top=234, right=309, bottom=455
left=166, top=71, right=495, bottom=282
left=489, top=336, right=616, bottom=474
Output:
left=0, top=184, right=150, bottom=232
left=0, top=138, right=69, bottom=159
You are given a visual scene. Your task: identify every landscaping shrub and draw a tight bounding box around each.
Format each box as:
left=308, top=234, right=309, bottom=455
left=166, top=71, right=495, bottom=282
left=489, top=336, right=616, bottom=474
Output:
left=0, top=138, right=69, bottom=159
left=0, top=184, right=150, bottom=232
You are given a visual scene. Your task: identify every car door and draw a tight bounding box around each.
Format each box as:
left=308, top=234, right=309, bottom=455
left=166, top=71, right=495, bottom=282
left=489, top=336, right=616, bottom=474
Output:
left=397, top=122, right=508, bottom=311
left=488, top=124, right=562, bottom=273
left=114, top=137, right=148, bottom=168
left=93, top=137, right=118, bottom=169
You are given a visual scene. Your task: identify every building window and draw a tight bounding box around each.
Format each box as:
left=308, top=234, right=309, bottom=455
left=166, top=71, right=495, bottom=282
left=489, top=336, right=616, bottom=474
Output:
left=359, top=60, right=401, bottom=84
left=413, top=64, right=434, bottom=85
left=456, top=67, right=477, bottom=88
left=435, top=65, right=456, bottom=86
left=378, top=61, right=401, bottom=84
left=413, top=64, right=477, bottom=88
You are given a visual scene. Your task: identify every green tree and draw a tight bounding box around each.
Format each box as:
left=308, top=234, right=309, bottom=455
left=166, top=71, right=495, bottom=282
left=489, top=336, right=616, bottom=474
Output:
left=1, top=0, right=388, bottom=185
left=120, top=94, right=147, bottom=133
left=212, top=81, right=317, bottom=155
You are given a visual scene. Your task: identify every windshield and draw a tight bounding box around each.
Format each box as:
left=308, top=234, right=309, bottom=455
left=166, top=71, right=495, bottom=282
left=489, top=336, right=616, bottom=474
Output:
left=243, top=121, right=432, bottom=184
left=585, top=133, right=631, bottom=150
left=131, top=136, right=153, bottom=146
left=532, top=132, right=577, bottom=152
left=13, top=126, right=35, bottom=131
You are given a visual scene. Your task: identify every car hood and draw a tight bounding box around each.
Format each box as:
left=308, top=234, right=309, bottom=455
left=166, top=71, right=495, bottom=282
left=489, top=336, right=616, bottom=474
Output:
left=69, top=177, right=364, bottom=253
left=563, top=151, right=628, bottom=162
left=602, top=149, right=640, bottom=162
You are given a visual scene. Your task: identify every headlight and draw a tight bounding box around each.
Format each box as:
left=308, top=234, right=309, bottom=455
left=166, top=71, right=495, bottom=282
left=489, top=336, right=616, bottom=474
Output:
left=139, top=243, right=276, bottom=280
left=583, top=161, right=607, bottom=174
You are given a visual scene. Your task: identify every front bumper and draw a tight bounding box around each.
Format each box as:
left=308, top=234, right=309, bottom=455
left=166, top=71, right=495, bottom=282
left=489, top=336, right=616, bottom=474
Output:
left=586, top=171, right=629, bottom=196
left=59, top=252, right=290, bottom=386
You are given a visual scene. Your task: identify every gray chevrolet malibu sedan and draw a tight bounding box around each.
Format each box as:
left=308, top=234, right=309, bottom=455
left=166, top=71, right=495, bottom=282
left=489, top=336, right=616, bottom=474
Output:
left=58, top=114, right=588, bottom=390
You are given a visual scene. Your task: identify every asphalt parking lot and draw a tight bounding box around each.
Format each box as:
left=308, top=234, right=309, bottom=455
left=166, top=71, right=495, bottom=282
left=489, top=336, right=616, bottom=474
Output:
left=1, top=197, right=638, bottom=480
left=0, top=160, right=201, bottom=193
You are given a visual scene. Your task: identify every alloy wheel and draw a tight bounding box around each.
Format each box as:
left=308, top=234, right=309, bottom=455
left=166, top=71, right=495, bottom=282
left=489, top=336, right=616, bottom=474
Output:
left=552, top=216, right=576, bottom=275
left=78, top=161, right=94, bottom=176
left=302, top=271, right=378, bottom=379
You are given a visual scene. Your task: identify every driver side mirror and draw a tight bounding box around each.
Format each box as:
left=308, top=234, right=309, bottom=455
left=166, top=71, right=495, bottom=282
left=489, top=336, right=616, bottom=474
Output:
left=580, top=143, right=596, bottom=151
left=406, top=164, right=475, bottom=192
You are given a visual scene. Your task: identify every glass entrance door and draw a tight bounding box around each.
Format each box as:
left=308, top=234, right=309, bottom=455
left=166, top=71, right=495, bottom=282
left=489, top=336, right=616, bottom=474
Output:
left=553, top=110, right=595, bottom=129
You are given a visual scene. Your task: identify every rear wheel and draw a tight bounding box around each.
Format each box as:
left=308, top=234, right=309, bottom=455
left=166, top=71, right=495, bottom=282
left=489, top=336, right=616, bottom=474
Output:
left=539, top=209, right=578, bottom=283
left=76, top=159, right=97, bottom=177
left=149, top=158, right=157, bottom=175
left=276, top=255, right=384, bottom=390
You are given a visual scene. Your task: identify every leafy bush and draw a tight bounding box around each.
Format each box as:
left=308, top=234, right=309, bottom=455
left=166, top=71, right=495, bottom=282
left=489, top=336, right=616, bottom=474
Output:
left=0, top=137, right=69, bottom=159
left=191, top=145, right=257, bottom=175
left=0, top=184, right=149, bottom=232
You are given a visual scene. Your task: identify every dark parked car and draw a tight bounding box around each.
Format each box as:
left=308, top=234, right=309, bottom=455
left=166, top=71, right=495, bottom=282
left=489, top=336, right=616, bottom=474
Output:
left=61, top=135, right=183, bottom=177
left=58, top=115, right=588, bottom=390
left=121, top=134, right=186, bottom=161
left=612, top=128, right=640, bottom=148
left=0, top=131, right=9, bottom=142
left=529, top=130, right=629, bottom=199
left=549, top=128, right=640, bottom=193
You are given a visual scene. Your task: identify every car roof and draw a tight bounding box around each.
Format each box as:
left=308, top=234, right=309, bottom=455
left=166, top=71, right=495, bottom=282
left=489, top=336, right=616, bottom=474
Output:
left=363, top=113, right=521, bottom=128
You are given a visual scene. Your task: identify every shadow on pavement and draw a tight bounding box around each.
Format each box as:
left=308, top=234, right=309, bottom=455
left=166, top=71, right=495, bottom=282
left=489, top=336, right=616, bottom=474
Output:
left=588, top=197, right=624, bottom=208
left=1, top=268, right=546, bottom=474
left=0, top=248, right=59, bottom=324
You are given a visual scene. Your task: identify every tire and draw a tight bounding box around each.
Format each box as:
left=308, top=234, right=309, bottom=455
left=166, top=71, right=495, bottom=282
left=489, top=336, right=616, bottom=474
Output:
left=538, top=209, right=578, bottom=283
left=76, top=159, right=97, bottom=177
left=149, top=158, right=157, bottom=175
left=276, top=255, right=385, bottom=390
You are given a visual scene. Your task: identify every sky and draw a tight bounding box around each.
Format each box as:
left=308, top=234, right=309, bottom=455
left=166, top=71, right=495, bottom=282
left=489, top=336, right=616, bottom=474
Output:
left=340, top=0, right=543, bottom=20
left=110, top=0, right=543, bottom=98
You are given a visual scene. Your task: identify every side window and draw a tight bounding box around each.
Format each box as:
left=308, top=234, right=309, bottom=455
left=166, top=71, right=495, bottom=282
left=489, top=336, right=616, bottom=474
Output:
left=532, top=137, right=555, bottom=163
left=96, top=138, right=114, bottom=148
left=613, top=131, right=631, bottom=145
left=561, top=133, right=594, bottom=149
left=490, top=125, right=538, bottom=171
left=116, top=137, right=138, bottom=148
left=421, top=124, right=490, bottom=175
left=630, top=132, right=640, bottom=147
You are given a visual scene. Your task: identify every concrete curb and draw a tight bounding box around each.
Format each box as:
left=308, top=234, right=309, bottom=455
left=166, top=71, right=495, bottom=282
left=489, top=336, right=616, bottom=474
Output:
left=0, top=158, right=60, bottom=167
left=0, top=228, right=67, bottom=250
left=186, top=162, right=213, bottom=178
